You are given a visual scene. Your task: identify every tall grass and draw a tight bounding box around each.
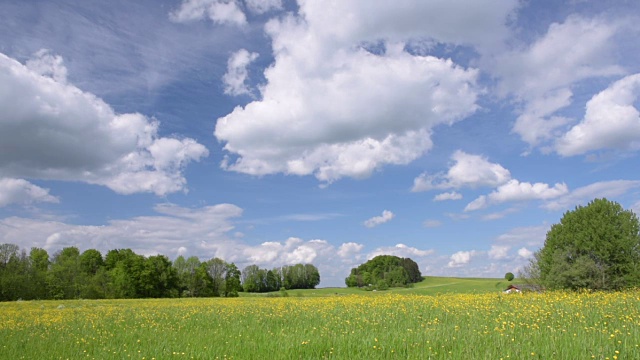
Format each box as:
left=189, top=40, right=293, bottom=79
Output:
left=1, top=290, right=638, bottom=359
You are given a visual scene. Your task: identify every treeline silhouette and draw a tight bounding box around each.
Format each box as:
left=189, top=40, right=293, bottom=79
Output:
left=0, top=243, right=320, bottom=301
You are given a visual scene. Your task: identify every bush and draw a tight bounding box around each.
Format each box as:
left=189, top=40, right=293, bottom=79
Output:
left=505, top=272, right=515, bottom=282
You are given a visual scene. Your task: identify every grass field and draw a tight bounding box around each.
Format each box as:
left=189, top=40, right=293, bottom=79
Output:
left=242, top=276, right=510, bottom=298
left=2, top=278, right=639, bottom=359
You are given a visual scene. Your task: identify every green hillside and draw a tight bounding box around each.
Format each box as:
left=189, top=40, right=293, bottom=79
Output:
left=397, top=276, right=509, bottom=295
left=243, top=276, right=510, bottom=297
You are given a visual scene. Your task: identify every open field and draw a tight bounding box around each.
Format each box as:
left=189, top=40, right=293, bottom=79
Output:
left=241, top=276, right=509, bottom=297
left=2, top=283, right=639, bottom=359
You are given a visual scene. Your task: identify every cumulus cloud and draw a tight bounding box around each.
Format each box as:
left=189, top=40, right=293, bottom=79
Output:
left=426, top=247, right=537, bottom=278
left=556, top=73, right=640, bottom=156
left=242, top=237, right=324, bottom=264
left=447, top=250, right=476, bottom=268
left=0, top=203, right=243, bottom=257
left=338, top=242, right=364, bottom=259
left=433, top=192, right=462, bottom=201
left=543, top=180, right=640, bottom=211
left=490, top=16, right=624, bottom=148
left=25, top=49, right=67, bottom=84
left=0, top=178, right=59, bottom=207
left=488, top=245, right=509, bottom=260
left=0, top=204, right=370, bottom=286
left=465, top=180, right=569, bottom=211
left=417, top=151, right=560, bottom=214
left=223, top=49, right=259, bottom=96
left=517, top=247, right=533, bottom=258
left=368, top=243, right=434, bottom=259
left=363, top=210, right=395, bottom=228
left=0, top=51, right=208, bottom=196
left=170, top=0, right=247, bottom=26
left=214, top=1, right=506, bottom=184
left=413, top=151, right=511, bottom=192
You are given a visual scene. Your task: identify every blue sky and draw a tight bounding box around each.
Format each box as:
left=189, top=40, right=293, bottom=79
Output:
left=1, top=0, right=639, bottom=287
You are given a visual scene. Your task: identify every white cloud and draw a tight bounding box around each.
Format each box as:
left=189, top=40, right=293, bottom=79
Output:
left=223, top=49, right=259, bottom=96
left=556, top=73, right=640, bottom=156
left=445, top=212, right=470, bottom=221
left=170, top=0, right=247, bottom=26
left=481, top=207, right=519, bottom=221
left=427, top=247, right=537, bottom=278
left=488, top=245, right=509, bottom=260
left=25, top=49, right=67, bottom=84
left=0, top=51, right=208, bottom=196
left=296, top=1, right=518, bottom=52
left=0, top=206, right=369, bottom=286
left=413, top=151, right=511, bottom=192
left=543, top=180, right=640, bottom=211
left=214, top=2, right=495, bottom=184
left=0, top=203, right=243, bottom=257
left=368, top=243, right=434, bottom=259
left=423, top=219, right=442, bottom=228
left=490, top=16, right=624, bottom=148
left=447, top=250, right=476, bottom=268
left=0, top=178, right=59, bottom=207
left=517, top=247, right=533, bottom=258
left=464, top=196, right=488, bottom=212
left=337, top=242, right=364, bottom=259
left=364, top=210, right=395, bottom=228
left=433, top=191, right=462, bottom=201
left=245, top=0, right=282, bottom=14
left=492, top=180, right=570, bottom=201
left=242, top=237, right=325, bottom=264
left=495, top=224, right=549, bottom=248
left=465, top=179, right=569, bottom=211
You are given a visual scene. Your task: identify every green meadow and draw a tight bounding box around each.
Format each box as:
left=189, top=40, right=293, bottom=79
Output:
left=2, top=278, right=638, bottom=359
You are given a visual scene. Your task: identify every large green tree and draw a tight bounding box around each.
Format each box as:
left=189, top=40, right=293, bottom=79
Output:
left=79, top=249, right=107, bottom=299
left=345, top=255, right=422, bottom=289
left=174, top=256, right=209, bottom=297
left=535, top=198, right=640, bottom=290
left=0, top=244, right=28, bottom=301
left=204, top=258, right=228, bottom=296
left=224, top=263, right=242, bottom=297
left=28, top=247, right=50, bottom=299
left=105, top=249, right=145, bottom=298
left=47, top=247, right=82, bottom=299
left=139, top=255, right=178, bottom=298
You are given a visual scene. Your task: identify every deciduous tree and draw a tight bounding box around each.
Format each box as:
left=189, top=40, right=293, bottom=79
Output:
left=535, top=198, right=640, bottom=290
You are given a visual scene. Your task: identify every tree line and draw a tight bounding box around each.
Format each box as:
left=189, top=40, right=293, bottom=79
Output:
left=0, top=244, right=320, bottom=301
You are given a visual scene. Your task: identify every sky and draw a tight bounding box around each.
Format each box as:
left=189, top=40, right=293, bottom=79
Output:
left=1, top=0, right=640, bottom=287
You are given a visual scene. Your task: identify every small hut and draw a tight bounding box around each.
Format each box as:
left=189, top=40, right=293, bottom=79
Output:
left=503, top=284, right=520, bottom=293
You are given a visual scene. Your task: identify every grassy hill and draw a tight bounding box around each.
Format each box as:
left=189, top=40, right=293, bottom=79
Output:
left=398, top=276, right=510, bottom=295
left=242, top=276, right=511, bottom=297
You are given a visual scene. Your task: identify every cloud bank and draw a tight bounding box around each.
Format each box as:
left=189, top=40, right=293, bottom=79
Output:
left=0, top=51, right=208, bottom=196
